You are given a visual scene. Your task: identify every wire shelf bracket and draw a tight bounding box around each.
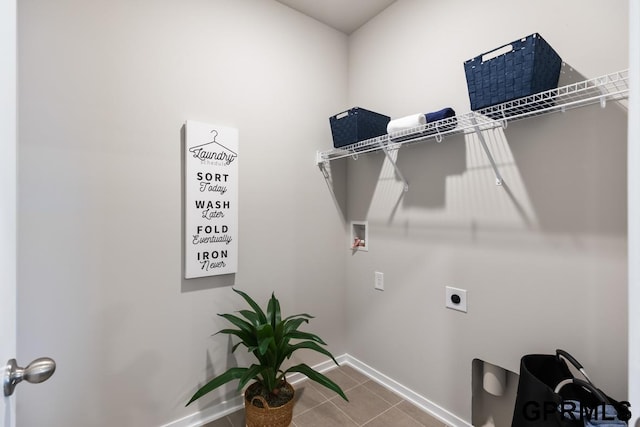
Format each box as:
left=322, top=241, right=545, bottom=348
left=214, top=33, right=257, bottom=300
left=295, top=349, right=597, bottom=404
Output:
left=471, top=114, right=504, bottom=186
left=379, top=141, right=409, bottom=192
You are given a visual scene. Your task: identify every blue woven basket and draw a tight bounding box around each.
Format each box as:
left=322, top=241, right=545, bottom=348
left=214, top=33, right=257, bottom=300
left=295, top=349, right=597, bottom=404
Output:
left=329, top=107, right=390, bottom=148
left=464, top=33, right=562, bottom=111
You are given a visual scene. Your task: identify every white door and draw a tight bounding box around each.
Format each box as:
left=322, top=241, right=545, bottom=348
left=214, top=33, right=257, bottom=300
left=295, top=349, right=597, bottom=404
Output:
left=0, top=153, right=17, bottom=426
left=2, top=4, right=56, bottom=425
left=1, top=0, right=18, bottom=425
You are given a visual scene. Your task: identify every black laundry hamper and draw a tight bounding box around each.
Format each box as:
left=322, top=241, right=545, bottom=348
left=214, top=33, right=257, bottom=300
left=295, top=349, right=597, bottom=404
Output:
left=511, top=349, right=631, bottom=427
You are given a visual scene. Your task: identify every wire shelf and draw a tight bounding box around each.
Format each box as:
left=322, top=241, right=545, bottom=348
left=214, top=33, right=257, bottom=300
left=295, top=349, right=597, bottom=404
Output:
left=317, top=69, right=629, bottom=163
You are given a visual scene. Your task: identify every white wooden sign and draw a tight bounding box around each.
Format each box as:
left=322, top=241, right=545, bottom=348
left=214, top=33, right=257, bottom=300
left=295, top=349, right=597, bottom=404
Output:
left=184, top=121, right=238, bottom=278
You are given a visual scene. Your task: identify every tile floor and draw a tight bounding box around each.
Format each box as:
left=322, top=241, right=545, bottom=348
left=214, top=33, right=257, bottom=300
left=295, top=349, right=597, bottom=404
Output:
left=204, top=365, right=448, bottom=427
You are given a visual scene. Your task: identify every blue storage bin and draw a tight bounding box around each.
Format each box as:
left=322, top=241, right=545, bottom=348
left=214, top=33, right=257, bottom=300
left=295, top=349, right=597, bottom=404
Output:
left=464, top=33, right=562, bottom=111
left=329, top=107, right=390, bottom=148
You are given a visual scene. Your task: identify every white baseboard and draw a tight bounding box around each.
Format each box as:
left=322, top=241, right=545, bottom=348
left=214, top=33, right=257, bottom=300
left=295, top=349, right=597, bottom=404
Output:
left=342, top=355, right=472, bottom=427
left=164, top=354, right=471, bottom=427
left=159, top=394, right=244, bottom=427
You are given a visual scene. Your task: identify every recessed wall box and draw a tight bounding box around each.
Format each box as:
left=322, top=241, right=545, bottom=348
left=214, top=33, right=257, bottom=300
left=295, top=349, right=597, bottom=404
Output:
left=350, top=221, right=368, bottom=251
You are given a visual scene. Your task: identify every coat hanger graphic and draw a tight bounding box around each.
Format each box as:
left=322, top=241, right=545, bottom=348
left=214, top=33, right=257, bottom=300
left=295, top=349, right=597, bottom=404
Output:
left=189, top=129, right=238, bottom=156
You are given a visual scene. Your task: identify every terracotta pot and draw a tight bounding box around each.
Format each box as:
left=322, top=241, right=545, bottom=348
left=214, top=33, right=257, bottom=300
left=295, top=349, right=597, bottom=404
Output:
left=244, top=382, right=295, bottom=427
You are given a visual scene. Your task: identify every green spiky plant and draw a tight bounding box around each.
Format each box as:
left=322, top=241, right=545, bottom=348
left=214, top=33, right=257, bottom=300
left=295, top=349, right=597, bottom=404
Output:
left=187, top=288, right=348, bottom=407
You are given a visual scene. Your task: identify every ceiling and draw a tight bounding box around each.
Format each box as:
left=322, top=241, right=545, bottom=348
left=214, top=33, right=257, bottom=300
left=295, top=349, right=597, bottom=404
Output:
left=274, top=0, right=397, bottom=34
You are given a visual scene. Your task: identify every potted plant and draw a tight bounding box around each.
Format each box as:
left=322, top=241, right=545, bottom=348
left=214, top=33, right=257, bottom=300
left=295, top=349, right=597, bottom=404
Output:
left=186, top=288, right=348, bottom=427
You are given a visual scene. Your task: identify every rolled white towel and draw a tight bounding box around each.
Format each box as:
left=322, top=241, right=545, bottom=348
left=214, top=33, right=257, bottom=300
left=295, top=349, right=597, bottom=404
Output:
left=386, top=113, right=426, bottom=134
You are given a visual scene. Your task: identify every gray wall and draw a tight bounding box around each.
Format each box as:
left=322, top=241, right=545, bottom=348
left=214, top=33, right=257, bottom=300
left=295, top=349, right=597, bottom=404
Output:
left=630, top=2, right=640, bottom=424
left=17, top=1, right=348, bottom=425
left=345, top=0, right=629, bottom=422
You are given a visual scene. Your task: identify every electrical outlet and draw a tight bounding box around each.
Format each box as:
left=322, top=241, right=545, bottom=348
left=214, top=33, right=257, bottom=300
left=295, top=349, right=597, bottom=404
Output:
left=375, top=272, right=384, bottom=291
left=446, top=286, right=467, bottom=312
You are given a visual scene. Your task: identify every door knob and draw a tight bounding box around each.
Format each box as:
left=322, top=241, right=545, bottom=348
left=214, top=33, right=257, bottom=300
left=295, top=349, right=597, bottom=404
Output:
left=4, top=357, right=56, bottom=396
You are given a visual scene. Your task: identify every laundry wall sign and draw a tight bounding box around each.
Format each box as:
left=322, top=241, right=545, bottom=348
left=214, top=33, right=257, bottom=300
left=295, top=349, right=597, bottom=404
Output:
left=184, top=120, right=238, bottom=278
